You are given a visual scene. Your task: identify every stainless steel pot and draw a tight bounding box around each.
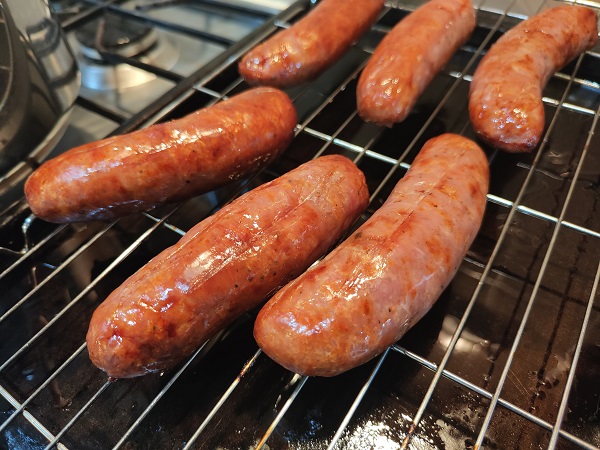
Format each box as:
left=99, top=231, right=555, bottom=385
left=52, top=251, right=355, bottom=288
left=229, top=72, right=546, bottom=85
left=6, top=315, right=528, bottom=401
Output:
left=0, top=0, right=79, bottom=187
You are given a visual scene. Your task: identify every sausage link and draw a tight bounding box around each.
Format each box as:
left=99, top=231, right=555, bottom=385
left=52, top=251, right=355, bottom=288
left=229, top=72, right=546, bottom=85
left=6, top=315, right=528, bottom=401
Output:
left=469, top=5, right=598, bottom=153
left=254, top=134, right=489, bottom=377
left=238, top=0, right=384, bottom=88
left=357, top=0, right=475, bottom=126
left=24, top=87, right=297, bottom=223
left=86, top=155, right=369, bottom=378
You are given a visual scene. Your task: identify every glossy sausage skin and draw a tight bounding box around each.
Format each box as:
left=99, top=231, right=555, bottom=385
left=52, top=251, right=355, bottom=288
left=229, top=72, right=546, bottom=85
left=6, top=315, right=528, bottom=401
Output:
left=24, top=88, right=297, bottom=223
left=469, top=6, right=598, bottom=153
left=238, top=0, right=384, bottom=88
left=254, top=134, right=489, bottom=377
left=357, top=0, right=475, bottom=126
left=86, top=155, right=369, bottom=378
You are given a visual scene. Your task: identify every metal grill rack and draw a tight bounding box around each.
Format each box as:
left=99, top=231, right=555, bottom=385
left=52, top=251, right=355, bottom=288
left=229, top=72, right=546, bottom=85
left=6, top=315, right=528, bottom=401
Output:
left=1, top=0, right=599, bottom=448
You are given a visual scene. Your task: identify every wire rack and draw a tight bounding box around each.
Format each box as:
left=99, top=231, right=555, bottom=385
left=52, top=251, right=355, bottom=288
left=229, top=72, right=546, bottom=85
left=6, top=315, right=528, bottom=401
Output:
left=0, top=0, right=599, bottom=449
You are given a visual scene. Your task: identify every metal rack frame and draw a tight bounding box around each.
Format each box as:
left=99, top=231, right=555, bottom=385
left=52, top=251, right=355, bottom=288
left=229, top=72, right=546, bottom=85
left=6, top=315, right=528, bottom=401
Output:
left=0, top=0, right=599, bottom=448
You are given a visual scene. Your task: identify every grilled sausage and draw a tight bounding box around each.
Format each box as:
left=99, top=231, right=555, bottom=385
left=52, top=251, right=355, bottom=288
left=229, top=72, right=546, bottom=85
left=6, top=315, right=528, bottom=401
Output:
left=86, top=155, right=369, bottom=379
left=24, top=87, right=297, bottom=223
left=254, top=134, right=489, bottom=377
left=238, top=0, right=384, bottom=88
left=469, top=5, right=598, bottom=153
left=357, top=0, right=475, bottom=126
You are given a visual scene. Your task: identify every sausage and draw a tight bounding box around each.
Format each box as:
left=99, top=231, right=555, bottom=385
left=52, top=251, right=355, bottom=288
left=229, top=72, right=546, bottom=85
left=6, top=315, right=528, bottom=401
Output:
left=86, top=155, right=369, bottom=378
left=357, top=0, right=475, bottom=126
left=24, top=87, right=297, bottom=223
left=254, top=134, right=489, bottom=377
left=238, top=0, right=384, bottom=88
left=469, top=5, right=598, bottom=153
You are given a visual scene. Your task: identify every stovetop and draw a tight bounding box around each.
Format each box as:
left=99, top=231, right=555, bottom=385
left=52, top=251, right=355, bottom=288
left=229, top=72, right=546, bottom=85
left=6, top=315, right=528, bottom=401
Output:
left=48, top=0, right=296, bottom=154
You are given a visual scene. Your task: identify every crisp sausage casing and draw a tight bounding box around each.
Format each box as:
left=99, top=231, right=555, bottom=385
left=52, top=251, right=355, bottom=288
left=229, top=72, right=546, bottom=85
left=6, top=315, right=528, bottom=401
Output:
left=24, top=87, right=297, bottom=223
left=469, top=5, right=598, bottom=153
left=357, top=0, right=475, bottom=126
left=86, top=155, right=369, bottom=379
left=254, top=134, right=489, bottom=377
left=238, top=0, right=384, bottom=88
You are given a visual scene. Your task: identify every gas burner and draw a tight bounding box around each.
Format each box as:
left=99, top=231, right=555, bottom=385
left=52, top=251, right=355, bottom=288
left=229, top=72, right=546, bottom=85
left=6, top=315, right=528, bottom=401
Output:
left=74, top=15, right=179, bottom=91
left=76, top=15, right=159, bottom=61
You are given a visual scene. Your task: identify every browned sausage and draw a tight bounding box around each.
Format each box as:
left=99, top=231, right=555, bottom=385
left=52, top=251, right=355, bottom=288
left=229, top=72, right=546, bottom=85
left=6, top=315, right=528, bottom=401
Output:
left=254, top=134, right=488, bottom=377
left=238, top=0, right=384, bottom=88
left=24, top=87, right=297, bottom=223
left=357, top=0, right=475, bottom=126
left=469, top=5, right=598, bottom=153
left=86, top=155, right=369, bottom=378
